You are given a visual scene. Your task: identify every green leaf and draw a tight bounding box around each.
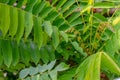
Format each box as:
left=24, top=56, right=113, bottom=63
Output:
left=46, top=45, right=55, bottom=61
left=40, top=47, right=50, bottom=63
left=25, top=0, right=38, bottom=12
left=83, top=25, right=90, bottom=34
left=63, top=5, right=78, bottom=18
left=29, top=42, right=41, bottom=65
left=101, top=52, right=120, bottom=75
left=75, top=52, right=120, bottom=80
left=52, top=26, right=60, bottom=49
left=56, top=0, right=67, bottom=9
left=29, top=67, right=38, bottom=76
left=0, top=51, right=3, bottom=66
left=60, top=31, right=68, bottom=43
left=45, top=10, right=58, bottom=22
left=16, top=0, right=25, bottom=8
left=37, top=64, right=48, bottom=73
left=70, top=17, right=82, bottom=27
left=58, top=68, right=76, bottom=80
left=51, top=0, right=57, bottom=6
left=0, top=0, right=9, bottom=3
left=94, top=13, right=107, bottom=22
left=9, top=7, right=18, bottom=38
left=24, top=13, right=33, bottom=39
left=11, top=41, right=19, bottom=66
left=62, top=50, right=70, bottom=60
left=75, top=53, right=101, bottom=80
left=31, top=75, right=40, bottom=80
left=37, top=61, right=56, bottom=72
left=34, top=17, right=43, bottom=49
left=43, top=21, right=53, bottom=37
left=33, top=1, right=46, bottom=15
left=39, top=6, right=53, bottom=18
left=94, top=2, right=115, bottom=8
left=8, top=0, right=16, bottom=5
left=80, top=5, right=92, bottom=15
left=1, top=40, right=12, bottom=67
left=42, top=32, right=48, bottom=46
left=55, top=62, right=69, bottom=71
left=0, top=3, right=10, bottom=37
left=0, top=40, right=3, bottom=65
left=16, top=10, right=25, bottom=43
left=40, top=73, right=51, bottom=80
left=71, top=41, right=87, bottom=57
left=19, top=68, right=29, bottom=79
left=25, top=77, right=31, bottom=80
left=105, top=34, right=119, bottom=55
left=59, top=23, right=70, bottom=30
left=53, top=18, right=65, bottom=27
left=49, top=70, right=57, bottom=80
left=60, top=0, right=75, bottom=13
left=47, top=60, right=56, bottom=71
left=67, top=12, right=80, bottom=23
left=19, top=41, right=30, bottom=65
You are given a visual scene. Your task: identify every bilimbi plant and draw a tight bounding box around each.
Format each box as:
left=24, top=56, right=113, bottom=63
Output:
left=0, top=0, right=120, bottom=80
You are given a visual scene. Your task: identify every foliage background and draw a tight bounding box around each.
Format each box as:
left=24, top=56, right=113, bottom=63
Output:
left=0, top=0, right=120, bottom=80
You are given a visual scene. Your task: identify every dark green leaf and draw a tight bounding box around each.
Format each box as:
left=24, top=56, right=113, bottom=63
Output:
left=40, top=47, right=50, bottom=63
left=19, top=41, right=30, bottom=65
left=1, top=40, right=12, bottom=67
left=34, top=17, right=43, bottom=49
left=46, top=45, right=55, bottom=61
left=52, top=26, right=60, bottom=49
left=29, top=42, right=40, bottom=65
left=11, top=41, right=19, bottom=66
left=60, top=31, right=68, bottom=43
left=0, top=40, right=3, bottom=65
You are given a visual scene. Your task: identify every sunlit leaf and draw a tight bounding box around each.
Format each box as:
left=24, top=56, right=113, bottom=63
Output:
left=55, top=62, right=69, bottom=71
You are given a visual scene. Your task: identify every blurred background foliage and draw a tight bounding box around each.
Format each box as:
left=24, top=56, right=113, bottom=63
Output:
left=0, top=0, right=120, bottom=80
